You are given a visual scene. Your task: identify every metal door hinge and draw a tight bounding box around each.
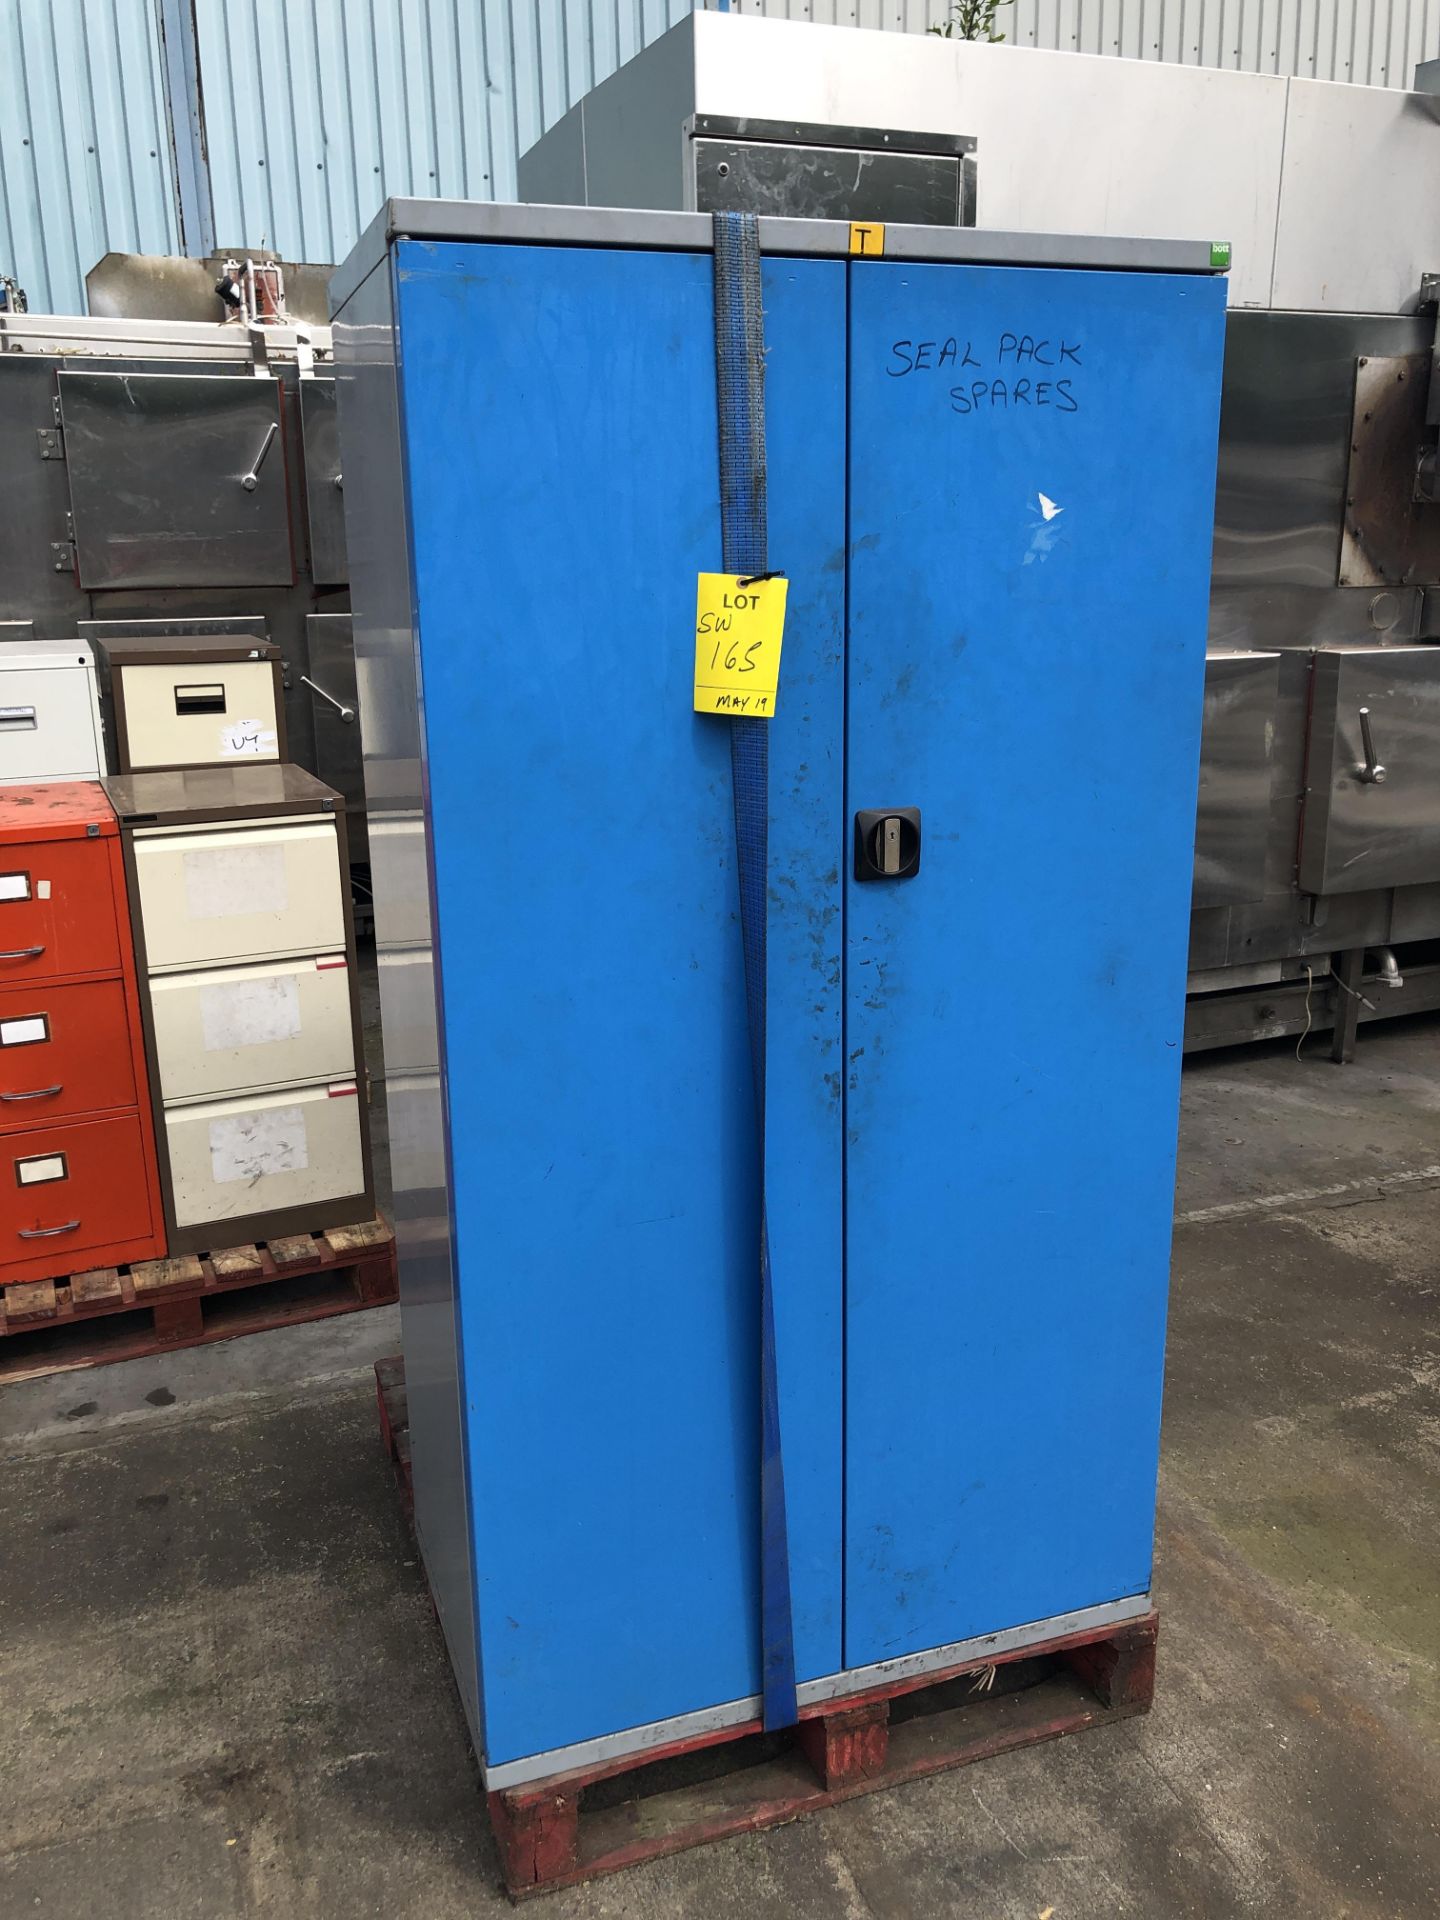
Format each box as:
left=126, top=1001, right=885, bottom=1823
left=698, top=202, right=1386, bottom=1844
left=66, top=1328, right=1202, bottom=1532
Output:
left=36, top=425, right=63, bottom=460
left=50, top=540, right=75, bottom=574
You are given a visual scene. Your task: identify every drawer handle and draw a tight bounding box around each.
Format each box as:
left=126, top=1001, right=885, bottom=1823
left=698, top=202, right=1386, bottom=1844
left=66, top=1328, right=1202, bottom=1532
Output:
left=18, top=1219, right=80, bottom=1239
left=0, top=707, right=38, bottom=730
left=0, top=946, right=45, bottom=961
left=174, top=683, right=228, bottom=716
left=1, top=1085, right=62, bottom=1101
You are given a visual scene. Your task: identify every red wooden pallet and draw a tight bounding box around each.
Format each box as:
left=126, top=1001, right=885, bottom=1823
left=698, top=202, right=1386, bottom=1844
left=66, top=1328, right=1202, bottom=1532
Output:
left=0, top=1219, right=396, bottom=1384
left=374, top=1356, right=1158, bottom=1901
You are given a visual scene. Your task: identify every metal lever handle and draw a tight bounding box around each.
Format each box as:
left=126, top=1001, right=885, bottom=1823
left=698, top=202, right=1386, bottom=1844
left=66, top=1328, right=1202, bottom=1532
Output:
left=240, top=421, right=278, bottom=492
left=1, top=1086, right=62, bottom=1102
left=18, top=1220, right=80, bottom=1239
left=1356, top=707, right=1387, bottom=784
left=301, top=675, right=355, bottom=723
left=0, top=946, right=45, bottom=961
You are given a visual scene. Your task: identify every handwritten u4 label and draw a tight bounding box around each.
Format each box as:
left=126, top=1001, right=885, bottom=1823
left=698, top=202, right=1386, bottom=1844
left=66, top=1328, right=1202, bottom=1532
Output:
left=693, top=573, right=788, bottom=717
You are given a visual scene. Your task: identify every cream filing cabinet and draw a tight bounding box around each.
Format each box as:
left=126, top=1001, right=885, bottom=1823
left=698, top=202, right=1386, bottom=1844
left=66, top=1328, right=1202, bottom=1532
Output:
left=0, top=641, right=106, bottom=784
left=102, top=765, right=373, bottom=1253
left=92, top=634, right=287, bottom=773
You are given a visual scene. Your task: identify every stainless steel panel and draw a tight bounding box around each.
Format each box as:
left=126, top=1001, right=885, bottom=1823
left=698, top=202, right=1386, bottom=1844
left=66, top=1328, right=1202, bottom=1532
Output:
left=300, top=381, right=348, bottom=586
left=304, top=614, right=366, bottom=860
left=1338, top=354, right=1440, bottom=589
left=0, top=357, right=89, bottom=634
left=1211, top=313, right=1431, bottom=597
left=332, top=257, right=481, bottom=1752
left=87, top=251, right=335, bottom=328
left=58, top=371, right=294, bottom=590
left=1193, top=651, right=1280, bottom=909
left=1298, top=646, right=1440, bottom=895
left=693, top=138, right=961, bottom=226
left=1207, top=586, right=1421, bottom=652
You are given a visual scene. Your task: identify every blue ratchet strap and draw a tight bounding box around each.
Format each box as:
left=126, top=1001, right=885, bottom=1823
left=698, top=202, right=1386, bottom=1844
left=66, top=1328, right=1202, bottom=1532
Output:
left=710, top=209, right=798, bottom=1733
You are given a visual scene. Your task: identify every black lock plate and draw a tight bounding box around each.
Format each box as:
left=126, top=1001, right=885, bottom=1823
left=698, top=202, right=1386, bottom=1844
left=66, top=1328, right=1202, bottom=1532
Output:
left=855, top=808, right=922, bottom=881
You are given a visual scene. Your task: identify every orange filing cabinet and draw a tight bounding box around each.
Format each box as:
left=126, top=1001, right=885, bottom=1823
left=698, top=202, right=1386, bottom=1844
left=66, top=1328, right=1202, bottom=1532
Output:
left=0, top=782, right=166, bottom=1284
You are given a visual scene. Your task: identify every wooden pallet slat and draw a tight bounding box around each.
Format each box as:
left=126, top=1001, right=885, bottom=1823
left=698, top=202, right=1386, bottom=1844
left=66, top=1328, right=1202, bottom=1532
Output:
left=269, top=1234, right=321, bottom=1268
left=70, top=1267, right=122, bottom=1306
left=373, top=1356, right=1161, bottom=1901
left=210, top=1244, right=266, bottom=1280
left=5, top=1279, right=57, bottom=1323
left=326, top=1219, right=392, bottom=1255
left=131, top=1254, right=205, bottom=1294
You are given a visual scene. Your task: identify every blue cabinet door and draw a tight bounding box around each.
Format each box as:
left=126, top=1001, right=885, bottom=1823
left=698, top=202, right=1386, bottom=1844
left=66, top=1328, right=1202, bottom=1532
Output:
left=842, top=262, right=1226, bottom=1666
left=393, top=241, right=847, bottom=1765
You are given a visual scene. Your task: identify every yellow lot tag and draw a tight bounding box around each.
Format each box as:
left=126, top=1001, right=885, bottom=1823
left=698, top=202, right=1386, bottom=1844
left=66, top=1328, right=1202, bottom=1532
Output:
left=849, top=221, right=885, bottom=257
left=693, top=572, right=788, bottom=717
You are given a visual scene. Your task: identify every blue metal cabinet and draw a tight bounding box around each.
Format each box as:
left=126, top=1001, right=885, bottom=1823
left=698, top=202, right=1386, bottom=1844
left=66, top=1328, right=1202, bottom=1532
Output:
left=333, top=205, right=1226, bottom=1787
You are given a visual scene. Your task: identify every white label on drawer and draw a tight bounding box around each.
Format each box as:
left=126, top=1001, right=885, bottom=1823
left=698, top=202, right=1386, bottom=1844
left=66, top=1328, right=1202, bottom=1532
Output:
left=209, top=1104, right=308, bottom=1184
left=36, top=880, right=51, bottom=900
left=0, top=873, right=30, bottom=902
left=219, top=719, right=278, bottom=758
left=17, top=1152, right=66, bottom=1185
left=199, top=974, right=301, bottom=1052
left=1, top=1015, right=48, bottom=1046
left=183, top=844, right=287, bottom=921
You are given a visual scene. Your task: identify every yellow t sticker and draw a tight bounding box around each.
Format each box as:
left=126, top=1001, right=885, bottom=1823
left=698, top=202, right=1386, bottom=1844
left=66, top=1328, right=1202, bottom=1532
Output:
left=693, top=573, right=788, bottom=718
left=849, top=222, right=885, bottom=258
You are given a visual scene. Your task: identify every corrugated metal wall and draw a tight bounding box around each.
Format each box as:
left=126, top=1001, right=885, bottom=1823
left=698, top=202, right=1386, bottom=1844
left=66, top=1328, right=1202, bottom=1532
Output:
left=0, top=0, right=179, bottom=314
left=2, top=0, right=1436, bottom=315
left=191, top=0, right=696, bottom=264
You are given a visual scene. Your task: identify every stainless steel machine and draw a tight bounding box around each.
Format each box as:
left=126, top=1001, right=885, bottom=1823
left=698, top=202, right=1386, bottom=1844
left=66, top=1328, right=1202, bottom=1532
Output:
left=0, top=295, right=365, bottom=874
left=523, top=12, right=1440, bottom=1055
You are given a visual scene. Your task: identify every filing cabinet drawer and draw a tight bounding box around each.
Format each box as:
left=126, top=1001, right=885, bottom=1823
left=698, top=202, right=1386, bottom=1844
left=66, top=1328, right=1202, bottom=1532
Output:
left=0, top=659, right=105, bottom=786
left=116, top=660, right=282, bottom=771
left=0, top=978, right=138, bottom=1125
left=4, top=1110, right=162, bottom=1285
left=149, top=955, right=356, bottom=1103
left=164, top=1081, right=366, bottom=1230
left=0, top=835, right=121, bottom=984
left=132, top=820, right=347, bottom=972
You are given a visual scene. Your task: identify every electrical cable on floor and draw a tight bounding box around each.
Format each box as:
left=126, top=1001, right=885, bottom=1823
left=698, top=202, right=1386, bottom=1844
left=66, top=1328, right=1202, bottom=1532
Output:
left=1296, top=965, right=1314, bottom=1061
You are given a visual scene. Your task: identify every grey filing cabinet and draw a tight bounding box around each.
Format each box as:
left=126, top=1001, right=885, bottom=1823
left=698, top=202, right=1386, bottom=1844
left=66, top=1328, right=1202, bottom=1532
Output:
left=102, top=765, right=373, bottom=1253
left=92, top=634, right=287, bottom=774
left=0, top=640, right=106, bottom=784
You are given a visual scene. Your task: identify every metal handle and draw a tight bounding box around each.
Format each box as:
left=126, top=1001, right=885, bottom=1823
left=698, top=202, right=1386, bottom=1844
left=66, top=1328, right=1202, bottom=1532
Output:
left=1356, top=707, right=1387, bottom=784
left=0, top=946, right=44, bottom=961
left=18, top=1219, right=80, bottom=1239
left=1, top=1085, right=62, bottom=1102
left=879, top=817, right=902, bottom=876
left=0, top=706, right=37, bottom=729
left=301, top=675, right=355, bottom=723
left=240, top=420, right=278, bottom=492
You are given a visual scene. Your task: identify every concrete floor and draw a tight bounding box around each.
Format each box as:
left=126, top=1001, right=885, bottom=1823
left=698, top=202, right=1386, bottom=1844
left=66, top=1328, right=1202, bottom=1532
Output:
left=3, top=1017, right=1439, bottom=1916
